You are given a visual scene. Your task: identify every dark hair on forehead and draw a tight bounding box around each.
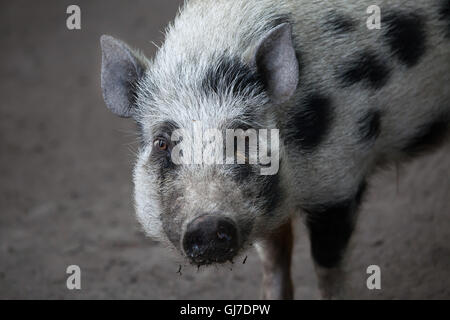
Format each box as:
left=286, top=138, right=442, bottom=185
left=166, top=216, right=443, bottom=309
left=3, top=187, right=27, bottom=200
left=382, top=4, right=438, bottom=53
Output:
left=202, top=55, right=264, bottom=98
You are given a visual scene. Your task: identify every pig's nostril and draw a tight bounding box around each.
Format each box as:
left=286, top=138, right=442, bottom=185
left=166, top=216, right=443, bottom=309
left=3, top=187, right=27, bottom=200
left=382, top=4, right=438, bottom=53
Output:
left=183, top=215, right=239, bottom=265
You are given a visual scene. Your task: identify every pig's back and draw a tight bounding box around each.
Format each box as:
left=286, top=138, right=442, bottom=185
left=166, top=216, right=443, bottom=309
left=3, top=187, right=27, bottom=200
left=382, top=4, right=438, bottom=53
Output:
left=285, top=0, right=450, bottom=164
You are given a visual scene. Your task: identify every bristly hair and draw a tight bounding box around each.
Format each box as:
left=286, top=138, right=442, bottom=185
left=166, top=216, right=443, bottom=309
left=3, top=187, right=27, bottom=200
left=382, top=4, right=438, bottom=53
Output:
left=202, top=55, right=265, bottom=98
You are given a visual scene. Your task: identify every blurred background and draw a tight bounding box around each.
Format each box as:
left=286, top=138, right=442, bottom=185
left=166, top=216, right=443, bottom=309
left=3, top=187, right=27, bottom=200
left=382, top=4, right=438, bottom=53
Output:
left=0, top=0, right=449, bottom=299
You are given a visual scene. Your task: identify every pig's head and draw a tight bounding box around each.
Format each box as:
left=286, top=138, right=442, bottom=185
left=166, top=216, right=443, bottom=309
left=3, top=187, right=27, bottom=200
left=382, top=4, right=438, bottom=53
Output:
left=100, top=23, right=299, bottom=265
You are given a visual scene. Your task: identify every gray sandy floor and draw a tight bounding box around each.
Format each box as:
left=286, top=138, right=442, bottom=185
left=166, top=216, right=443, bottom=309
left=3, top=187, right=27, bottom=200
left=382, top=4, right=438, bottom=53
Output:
left=0, top=0, right=449, bottom=299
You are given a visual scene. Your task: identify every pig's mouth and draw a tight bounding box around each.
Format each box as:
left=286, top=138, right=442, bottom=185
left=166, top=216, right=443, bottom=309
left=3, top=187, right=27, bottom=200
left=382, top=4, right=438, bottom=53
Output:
left=185, top=244, right=238, bottom=266
left=182, top=215, right=240, bottom=266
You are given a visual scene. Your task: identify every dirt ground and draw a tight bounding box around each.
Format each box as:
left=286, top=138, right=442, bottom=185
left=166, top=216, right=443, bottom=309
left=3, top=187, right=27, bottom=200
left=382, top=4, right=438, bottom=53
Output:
left=0, top=0, right=449, bottom=299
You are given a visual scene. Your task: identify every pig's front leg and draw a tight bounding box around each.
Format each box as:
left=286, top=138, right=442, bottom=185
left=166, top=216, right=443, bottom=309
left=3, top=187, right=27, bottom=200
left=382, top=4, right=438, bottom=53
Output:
left=313, top=264, right=345, bottom=300
left=305, top=182, right=367, bottom=299
left=255, top=219, right=294, bottom=300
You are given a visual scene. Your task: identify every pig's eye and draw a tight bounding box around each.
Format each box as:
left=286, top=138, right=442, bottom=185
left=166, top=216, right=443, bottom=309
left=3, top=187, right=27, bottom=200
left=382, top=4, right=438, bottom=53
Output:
left=153, top=138, right=168, bottom=151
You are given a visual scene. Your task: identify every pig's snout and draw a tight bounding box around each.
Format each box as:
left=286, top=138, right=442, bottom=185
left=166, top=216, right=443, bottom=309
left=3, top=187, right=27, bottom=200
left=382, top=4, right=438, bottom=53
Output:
left=183, top=215, right=239, bottom=265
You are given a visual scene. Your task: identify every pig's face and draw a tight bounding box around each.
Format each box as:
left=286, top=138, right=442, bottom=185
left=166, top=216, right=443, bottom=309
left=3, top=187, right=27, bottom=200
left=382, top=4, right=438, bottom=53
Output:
left=133, top=89, right=284, bottom=265
left=100, top=23, right=299, bottom=265
left=134, top=140, right=272, bottom=264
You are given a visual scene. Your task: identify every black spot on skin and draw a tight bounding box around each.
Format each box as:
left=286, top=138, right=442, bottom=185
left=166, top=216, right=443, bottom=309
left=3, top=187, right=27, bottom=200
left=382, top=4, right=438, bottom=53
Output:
left=339, top=51, right=391, bottom=89
left=402, top=115, right=450, bottom=156
left=227, top=115, right=283, bottom=215
left=383, top=12, right=427, bottom=67
left=203, top=56, right=264, bottom=97
left=228, top=164, right=254, bottom=183
left=285, top=93, right=333, bottom=151
left=357, top=110, right=381, bottom=145
left=255, top=173, right=282, bottom=215
left=439, top=0, right=450, bottom=38
left=305, top=181, right=367, bottom=268
left=230, top=163, right=282, bottom=215
left=324, top=11, right=357, bottom=34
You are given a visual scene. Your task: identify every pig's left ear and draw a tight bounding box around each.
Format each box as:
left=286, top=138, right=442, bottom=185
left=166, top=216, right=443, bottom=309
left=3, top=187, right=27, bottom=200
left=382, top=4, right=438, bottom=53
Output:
left=100, top=35, right=148, bottom=118
left=254, top=23, right=299, bottom=104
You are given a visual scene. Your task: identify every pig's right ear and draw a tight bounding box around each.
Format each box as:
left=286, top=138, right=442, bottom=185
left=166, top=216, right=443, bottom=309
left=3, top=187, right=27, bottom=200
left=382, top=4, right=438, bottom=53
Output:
left=100, top=35, right=148, bottom=118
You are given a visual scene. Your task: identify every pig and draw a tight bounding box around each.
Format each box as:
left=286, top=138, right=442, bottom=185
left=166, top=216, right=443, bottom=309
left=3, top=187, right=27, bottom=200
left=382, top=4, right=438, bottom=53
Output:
left=100, top=0, right=450, bottom=299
